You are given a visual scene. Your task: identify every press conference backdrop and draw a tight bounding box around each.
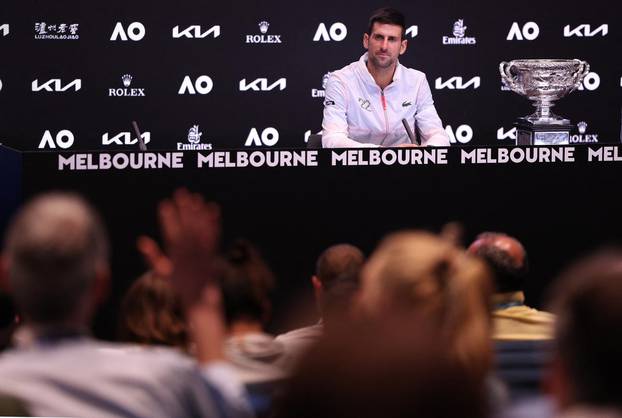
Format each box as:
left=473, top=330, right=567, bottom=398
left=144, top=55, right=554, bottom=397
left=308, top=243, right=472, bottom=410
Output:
left=0, top=0, right=619, bottom=150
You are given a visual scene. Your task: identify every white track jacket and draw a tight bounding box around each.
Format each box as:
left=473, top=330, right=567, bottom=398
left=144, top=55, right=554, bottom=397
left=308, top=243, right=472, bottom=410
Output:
left=322, top=53, right=450, bottom=148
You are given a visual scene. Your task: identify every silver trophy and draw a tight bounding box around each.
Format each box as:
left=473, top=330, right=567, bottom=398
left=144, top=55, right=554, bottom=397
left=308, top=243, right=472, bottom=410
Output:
left=500, top=59, right=589, bottom=145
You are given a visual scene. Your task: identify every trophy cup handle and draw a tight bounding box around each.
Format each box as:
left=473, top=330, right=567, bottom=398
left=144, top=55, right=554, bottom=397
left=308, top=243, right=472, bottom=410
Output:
left=570, top=59, right=590, bottom=93
left=500, top=61, right=523, bottom=95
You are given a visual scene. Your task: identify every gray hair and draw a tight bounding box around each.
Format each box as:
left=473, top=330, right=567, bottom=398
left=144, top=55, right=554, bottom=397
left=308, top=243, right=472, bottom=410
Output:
left=4, top=193, right=108, bottom=324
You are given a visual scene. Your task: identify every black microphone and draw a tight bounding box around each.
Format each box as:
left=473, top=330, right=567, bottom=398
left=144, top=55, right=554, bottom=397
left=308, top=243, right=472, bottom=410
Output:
left=402, top=118, right=420, bottom=145
left=131, top=120, right=148, bottom=151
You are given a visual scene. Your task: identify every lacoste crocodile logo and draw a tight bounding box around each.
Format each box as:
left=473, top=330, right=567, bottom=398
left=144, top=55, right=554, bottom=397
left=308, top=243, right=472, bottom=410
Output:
left=402, top=100, right=412, bottom=107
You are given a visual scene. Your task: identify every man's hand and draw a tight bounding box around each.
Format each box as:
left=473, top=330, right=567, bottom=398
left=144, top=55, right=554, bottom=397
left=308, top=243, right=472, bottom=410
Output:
left=136, top=235, right=173, bottom=278
left=158, top=188, right=221, bottom=307
left=397, top=143, right=420, bottom=147
left=158, top=188, right=225, bottom=363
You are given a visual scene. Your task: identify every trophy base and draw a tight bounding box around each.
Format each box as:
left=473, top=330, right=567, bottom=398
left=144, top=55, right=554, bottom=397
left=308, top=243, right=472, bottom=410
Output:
left=515, top=119, right=571, bottom=146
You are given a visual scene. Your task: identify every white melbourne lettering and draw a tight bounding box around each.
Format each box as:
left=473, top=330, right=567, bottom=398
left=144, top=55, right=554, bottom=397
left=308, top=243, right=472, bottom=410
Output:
left=331, top=149, right=448, bottom=166
left=197, top=151, right=318, bottom=168
left=58, top=153, right=184, bottom=170
left=460, top=147, right=575, bottom=164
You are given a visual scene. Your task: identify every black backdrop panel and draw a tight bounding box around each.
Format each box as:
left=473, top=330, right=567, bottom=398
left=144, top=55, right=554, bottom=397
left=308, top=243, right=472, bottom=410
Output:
left=0, top=0, right=619, bottom=150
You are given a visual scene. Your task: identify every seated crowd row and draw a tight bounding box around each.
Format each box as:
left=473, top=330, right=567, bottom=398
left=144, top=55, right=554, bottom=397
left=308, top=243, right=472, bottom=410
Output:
left=0, top=190, right=619, bottom=418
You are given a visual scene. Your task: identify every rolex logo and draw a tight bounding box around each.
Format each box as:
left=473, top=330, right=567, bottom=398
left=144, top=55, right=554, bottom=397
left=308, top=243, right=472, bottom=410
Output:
left=246, top=20, right=281, bottom=43
left=122, top=74, right=132, bottom=87
left=109, top=74, right=145, bottom=97
left=258, top=21, right=270, bottom=34
left=577, top=121, right=587, bottom=134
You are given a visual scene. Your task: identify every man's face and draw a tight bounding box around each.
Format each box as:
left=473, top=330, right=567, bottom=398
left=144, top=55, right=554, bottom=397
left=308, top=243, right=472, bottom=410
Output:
left=363, top=23, right=407, bottom=70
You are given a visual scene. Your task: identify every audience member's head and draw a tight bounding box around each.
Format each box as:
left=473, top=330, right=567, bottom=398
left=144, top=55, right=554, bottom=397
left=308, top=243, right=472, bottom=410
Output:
left=2, top=193, right=109, bottom=327
left=276, top=314, right=488, bottom=418
left=358, top=231, right=493, bottom=379
left=218, top=239, right=275, bottom=330
left=319, top=274, right=361, bottom=329
left=468, top=232, right=528, bottom=293
left=119, top=271, right=187, bottom=350
left=312, top=244, right=364, bottom=316
left=549, top=250, right=622, bottom=410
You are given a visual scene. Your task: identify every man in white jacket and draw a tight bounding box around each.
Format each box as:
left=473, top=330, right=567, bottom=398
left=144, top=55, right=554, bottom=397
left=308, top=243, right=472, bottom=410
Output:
left=322, top=8, right=450, bottom=148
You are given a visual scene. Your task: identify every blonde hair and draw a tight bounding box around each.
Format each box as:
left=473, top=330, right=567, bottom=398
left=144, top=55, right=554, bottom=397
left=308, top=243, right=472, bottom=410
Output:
left=359, top=231, right=493, bottom=378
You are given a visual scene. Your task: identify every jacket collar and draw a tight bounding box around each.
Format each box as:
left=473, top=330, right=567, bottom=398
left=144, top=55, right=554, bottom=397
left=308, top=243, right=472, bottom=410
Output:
left=357, top=52, right=403, bottom=89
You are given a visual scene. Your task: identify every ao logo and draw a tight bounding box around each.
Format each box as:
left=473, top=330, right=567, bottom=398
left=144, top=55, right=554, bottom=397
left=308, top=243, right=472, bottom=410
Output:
left=497, top=127, right=517, bottom=140
left=245, top=127, right=279, bottom=146
left=178, top=76, right=213, bottom=94
left=507, top=22, right=539, bottom=40
left=313, top=22, right=347, bottom=41
left=445, top=125, right=473, bottom=144
left=578, top=72, right=600, bottom=91
left=110, top=22, right=145, bottom=41
left=0, top=24, right=8, bottom=37
left=38, top=130, right=74, bottom=149
left=304, top=130, right=311, bottom=143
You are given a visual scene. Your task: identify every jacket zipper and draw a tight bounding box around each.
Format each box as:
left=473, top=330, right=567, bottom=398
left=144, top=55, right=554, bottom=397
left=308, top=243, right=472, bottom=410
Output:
left=380, top=90, right=389, bottom=145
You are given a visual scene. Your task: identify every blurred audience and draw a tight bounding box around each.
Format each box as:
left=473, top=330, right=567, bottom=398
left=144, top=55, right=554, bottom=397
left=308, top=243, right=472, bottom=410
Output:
left=218, top=239, right=285, bottom=383
left=4, top=189, right=621, bottom=418
left=468, top=232, right=554, bottom=341
left=358, top=230, right=494, bottom=381
left=0, top=192, right=251, bottom=418
left=276, top=230, right=494, bottom=418
left=469, top=232, right=554, bottom=401
left=547, top=250, right=622, bottom=418
left=119, top=271, right=188, bottom=351
left=276, top=314, right=488, bottom=418
left=276, top=243, right=364, bottom=364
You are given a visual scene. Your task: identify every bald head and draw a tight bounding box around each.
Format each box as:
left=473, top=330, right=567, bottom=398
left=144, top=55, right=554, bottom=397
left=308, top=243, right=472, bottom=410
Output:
left=467, top=232, right=527, bottom=293
left=315, top=244, right=365, bottom=289
left=4, top=193, right=109, bottom=324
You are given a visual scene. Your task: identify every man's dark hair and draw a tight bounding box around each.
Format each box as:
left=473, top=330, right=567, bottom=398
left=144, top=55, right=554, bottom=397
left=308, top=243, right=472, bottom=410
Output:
left=315, top=244, right=364, bottom=290
left=367, top=7, right=406, bottom=40
left=550, top=250, right=622, bottom=408
left=218, top=239, right=275, bottom=326
left=469, top=233, right=528, bottom=293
